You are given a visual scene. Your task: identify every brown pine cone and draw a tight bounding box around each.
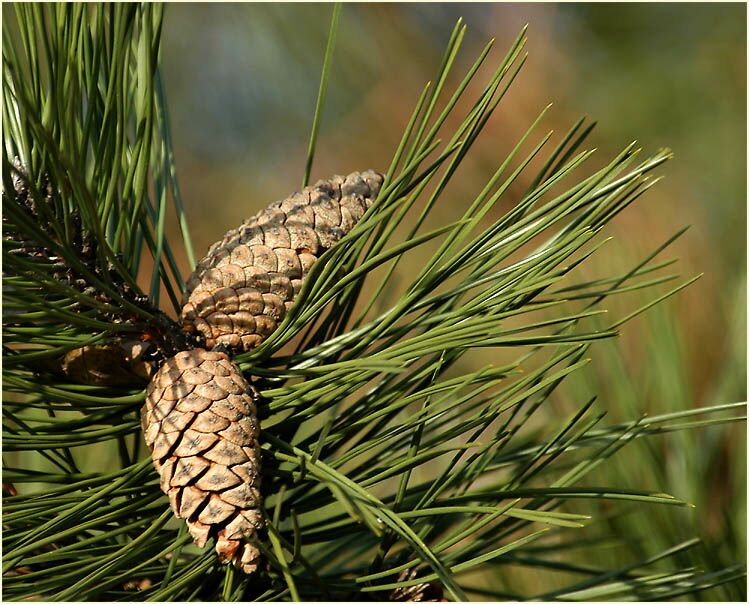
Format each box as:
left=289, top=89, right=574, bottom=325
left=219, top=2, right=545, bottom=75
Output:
left=141, top=348, right=263, bottom=573
left=181, top=170, right=384, bottom=351
left=43, top=340, right=155, bottom=386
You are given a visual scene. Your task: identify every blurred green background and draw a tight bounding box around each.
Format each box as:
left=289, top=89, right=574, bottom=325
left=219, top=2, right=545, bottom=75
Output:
left=157, top=2, right=746, bottom=598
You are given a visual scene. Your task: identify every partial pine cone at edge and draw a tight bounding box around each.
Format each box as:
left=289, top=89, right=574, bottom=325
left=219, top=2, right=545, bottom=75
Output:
left=180, top=170, right=383, bottom=352
left=141, top=348, right=263, bottom=574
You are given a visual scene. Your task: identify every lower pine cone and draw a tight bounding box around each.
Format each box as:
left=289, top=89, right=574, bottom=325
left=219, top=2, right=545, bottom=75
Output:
left=141, top=348, right=263, bottom=573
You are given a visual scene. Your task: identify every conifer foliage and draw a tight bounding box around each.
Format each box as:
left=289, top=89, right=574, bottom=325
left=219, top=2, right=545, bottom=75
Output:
left=2, top=4, right=745, bottom=601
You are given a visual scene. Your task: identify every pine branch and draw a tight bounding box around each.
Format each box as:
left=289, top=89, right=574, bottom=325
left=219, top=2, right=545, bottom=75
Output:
left=2, top=4, right=744, bottom=602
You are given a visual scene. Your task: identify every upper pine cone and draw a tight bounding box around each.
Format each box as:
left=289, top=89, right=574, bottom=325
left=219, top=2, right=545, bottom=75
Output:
left=181, top=170, right=384, bottom=351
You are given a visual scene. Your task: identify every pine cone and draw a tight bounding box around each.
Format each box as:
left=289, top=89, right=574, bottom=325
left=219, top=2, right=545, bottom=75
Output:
left=181, top=170, right=384, bottom=352
left=44, top=341, right=155, bottom=386
left=141, top=348, right=263, bottom=573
